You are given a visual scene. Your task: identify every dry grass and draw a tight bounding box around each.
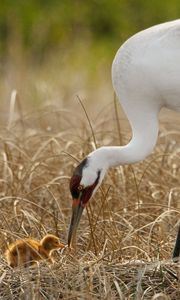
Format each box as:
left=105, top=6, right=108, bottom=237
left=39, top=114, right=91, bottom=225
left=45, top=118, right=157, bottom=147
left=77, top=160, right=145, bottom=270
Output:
left=0, top=92, right=180, bottom=299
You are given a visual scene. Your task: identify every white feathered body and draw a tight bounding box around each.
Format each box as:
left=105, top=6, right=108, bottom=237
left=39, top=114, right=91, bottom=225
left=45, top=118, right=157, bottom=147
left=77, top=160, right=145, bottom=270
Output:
left=80, top=20, right=180, bottom=188
left=112, top=19, right=180, bottom=114
left=68, top=20, right=180, bottom=254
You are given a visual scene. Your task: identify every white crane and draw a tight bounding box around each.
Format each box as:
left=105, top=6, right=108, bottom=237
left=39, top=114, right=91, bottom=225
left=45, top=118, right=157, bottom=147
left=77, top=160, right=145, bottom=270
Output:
left=68, top=20, right=180, bottom=259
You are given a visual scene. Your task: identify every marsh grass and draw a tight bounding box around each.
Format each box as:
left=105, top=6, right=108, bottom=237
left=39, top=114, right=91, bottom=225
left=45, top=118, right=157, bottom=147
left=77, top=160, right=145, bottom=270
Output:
left=0, top=92, right=180, bottom=299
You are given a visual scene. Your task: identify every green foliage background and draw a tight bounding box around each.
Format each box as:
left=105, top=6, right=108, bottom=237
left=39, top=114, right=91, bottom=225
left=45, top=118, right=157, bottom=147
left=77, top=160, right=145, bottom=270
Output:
left=1, top=0, right=180, bottom=62
left=0, top=1, right=180, bottom=107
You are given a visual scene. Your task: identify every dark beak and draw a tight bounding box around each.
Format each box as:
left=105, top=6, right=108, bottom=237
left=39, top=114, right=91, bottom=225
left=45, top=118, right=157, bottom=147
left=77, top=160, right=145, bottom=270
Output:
left=68, top=197, right=84, bottom=248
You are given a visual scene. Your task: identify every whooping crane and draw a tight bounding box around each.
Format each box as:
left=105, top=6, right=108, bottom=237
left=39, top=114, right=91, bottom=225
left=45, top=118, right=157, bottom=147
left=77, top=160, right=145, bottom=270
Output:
left=68, top=20, right=180, bottom=260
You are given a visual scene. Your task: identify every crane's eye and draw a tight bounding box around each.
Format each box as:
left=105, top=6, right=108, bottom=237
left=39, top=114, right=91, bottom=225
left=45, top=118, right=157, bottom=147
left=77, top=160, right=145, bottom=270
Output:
left=78, top=185, right=84, bottom=191
left=70, top=175, right=82, bottom=198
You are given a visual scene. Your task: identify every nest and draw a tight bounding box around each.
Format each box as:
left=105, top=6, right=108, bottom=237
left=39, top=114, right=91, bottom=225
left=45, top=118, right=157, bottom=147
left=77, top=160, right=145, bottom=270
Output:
left=0, top=254, right=180, bottom=300
left=0, top=98, right=179, bottom=299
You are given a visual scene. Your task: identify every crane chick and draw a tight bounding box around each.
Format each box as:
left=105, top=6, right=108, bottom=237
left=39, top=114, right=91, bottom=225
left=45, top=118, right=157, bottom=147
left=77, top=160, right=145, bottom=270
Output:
left=5, top=234, right=65, bottom=267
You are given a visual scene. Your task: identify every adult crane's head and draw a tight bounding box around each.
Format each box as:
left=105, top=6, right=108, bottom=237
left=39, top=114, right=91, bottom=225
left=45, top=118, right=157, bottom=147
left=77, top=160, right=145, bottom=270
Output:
left=68, top=150, right=108, bottom=247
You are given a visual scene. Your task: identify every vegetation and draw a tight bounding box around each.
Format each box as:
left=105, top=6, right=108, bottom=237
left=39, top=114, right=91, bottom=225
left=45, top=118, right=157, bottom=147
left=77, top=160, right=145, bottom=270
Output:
left=1, top=1, right=180, bottom=109
left=1, top=1, right=180, bottom=112
left=0, top=94, right=179, bottom=298
left=0, top=2, right=180, bottom=299
left=1, top=0, right=180, bottom=62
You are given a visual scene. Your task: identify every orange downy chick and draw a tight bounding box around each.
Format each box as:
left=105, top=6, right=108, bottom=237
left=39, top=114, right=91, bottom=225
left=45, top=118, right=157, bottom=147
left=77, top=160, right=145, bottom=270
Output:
left=5, top=234, right=65, bottom=267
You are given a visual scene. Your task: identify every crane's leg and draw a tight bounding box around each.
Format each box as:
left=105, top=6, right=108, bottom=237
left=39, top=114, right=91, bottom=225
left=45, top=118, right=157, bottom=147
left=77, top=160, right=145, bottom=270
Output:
left=172, top=224, right=180, bottom=262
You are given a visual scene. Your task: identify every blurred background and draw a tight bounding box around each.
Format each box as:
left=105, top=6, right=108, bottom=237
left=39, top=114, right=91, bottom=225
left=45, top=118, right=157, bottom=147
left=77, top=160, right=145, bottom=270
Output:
left=1, top=0, right=180, bottom=113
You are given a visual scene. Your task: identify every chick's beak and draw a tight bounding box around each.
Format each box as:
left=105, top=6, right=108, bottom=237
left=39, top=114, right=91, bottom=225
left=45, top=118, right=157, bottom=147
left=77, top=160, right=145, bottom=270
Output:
left=68, top=197, right=84, bottom=248
left=58, top=242, right=65, bottom=249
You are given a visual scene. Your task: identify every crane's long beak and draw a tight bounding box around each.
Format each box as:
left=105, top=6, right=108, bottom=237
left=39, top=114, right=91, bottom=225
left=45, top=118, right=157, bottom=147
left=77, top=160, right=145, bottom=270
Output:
left=68, top=198, right=84, bottom=248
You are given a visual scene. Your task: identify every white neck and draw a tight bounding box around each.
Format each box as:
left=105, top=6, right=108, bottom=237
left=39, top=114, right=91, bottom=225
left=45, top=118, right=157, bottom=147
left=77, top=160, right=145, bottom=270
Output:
left=89, top=111, right=159, bottom=169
